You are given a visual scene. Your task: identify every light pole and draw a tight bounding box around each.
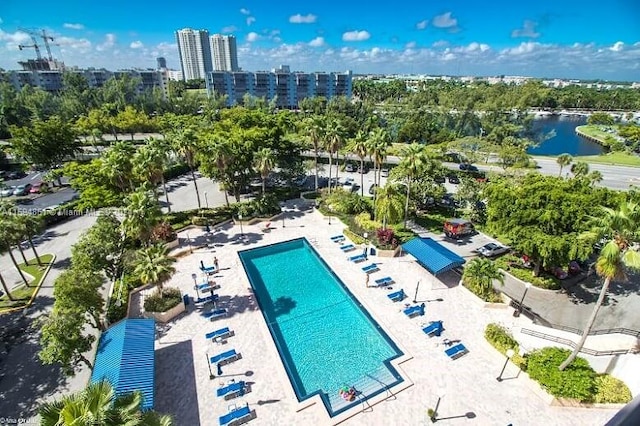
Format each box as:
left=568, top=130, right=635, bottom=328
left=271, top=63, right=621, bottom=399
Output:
left=496, top=349, right=515, bottom=382
left=429, top=392, right=443, bottom=423
left=238, top=214, right=244, bottom=237
left=363, top=232, right=368, bottom=257
left=204, top=191, right=209, bottom=209
left=186, top=232, right=192, bottom=253
left=513, top=282, right=532, bottom=317
left=281, top=206, right=286, bottom=228
left=413, top=280, right=421, bottom=303
left=192, top=273, right=199, bottom=297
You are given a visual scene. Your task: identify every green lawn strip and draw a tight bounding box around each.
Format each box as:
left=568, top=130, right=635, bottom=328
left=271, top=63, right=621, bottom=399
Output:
left=576, top=125, right=619, bottom=144
left=0, top=254, right=55, bottom=311
left=573, top=151, right=640, bottom=167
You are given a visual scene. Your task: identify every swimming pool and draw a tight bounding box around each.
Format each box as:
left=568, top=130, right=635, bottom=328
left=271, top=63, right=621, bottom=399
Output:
left=238, top=238, right=404, bottom=416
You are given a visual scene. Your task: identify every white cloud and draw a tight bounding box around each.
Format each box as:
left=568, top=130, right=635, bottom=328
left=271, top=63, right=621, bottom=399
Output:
left=289, top=14, right=317, bottom=24
left=130, top=41, right=144, bottom=49
left=63, top=23, right=84, bottom=30
left=433, top=12, right=458, bottom=29
left=609, top=41, right=624, bottom=52
left=56, top=36, right=92, bottom=53
left=246, top=17, right=256, bottom=26
left=96, top=33, right=116, bottom=51
left=342, top=30, right=370, bottom=42
left=221, top=25, right=238, bottom=33
left=0, top=29, right=31, bottom=46
left=503, top=41, right=539, bottom=55
left=465, top=42, right=490, bottom=52
left=405, top=41, right=417, bottom=49
left=309, top=37, right=325, bottom=47
left=432, top=40, right=449, bottom=48
left=240, top=8, right=250, bottom=15
left=416, top=20, right=428, bottom=30
left=511, top=20, right=540, bottom=38
left=246, top=32, right=260, bottom=42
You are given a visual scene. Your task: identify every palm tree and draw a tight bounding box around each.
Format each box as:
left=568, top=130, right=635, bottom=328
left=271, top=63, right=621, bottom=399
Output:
left=102, top=140, right=137, bottom=192
left=348, top=131, right=369, bottom=196
left=253, top=147, right=276, bottom=195
left=556, top=153, right=573, bottom=177
left=198, top=134, right=234, bottom=206
left=588, top=170, right=603, bottom=186
left=374, top=184, right=405, bottom=229
left=397, top=143, right=430, bottom=228
left=462, top=258, right=505, bottom=299
left=134, top=244, right=176, bottom=294
left=304, top=115, right=325, bottom=191
left=570, top=161, right=590, bottom=178
left=558, top=201, right=640, bottom=370
left=122, top=190, right=162, bottom=245
left=0, top=217, right=30, bottom=287
left=0, top=271, right=14, bottom=301
left=134, top=138, right=171, bottom=211
left=15, top=214, right=44, bottom=266
left=170, top=126, right=202, bottom=209
left=39, top=380, right=173, bottom=426
left=368, top=128, right=391, bottom=188
left=325, top=117, right=346, bottom=191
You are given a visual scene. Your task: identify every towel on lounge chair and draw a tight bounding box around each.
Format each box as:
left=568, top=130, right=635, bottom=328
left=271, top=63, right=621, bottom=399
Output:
left=445, top=343, right=468, bottom=360
left=362, top=263, right=379, bottom=274
left=348, top=254, right=367, bottom=263
left=218, top=404, right=253, bottom=426
left=340, top=244, right=356, bottom=252
left=422, top=321, right=443, bottom=337
left=210, top=349, right=241, bottom=365
left=194, top=294, right=219, bottom=307
left=205, top=327, right=233, bottom=341
left=387, top=289, right=405, bottom=302
left=202, top=308, right=227, bottom=320
left=374, top=276, right=393, bottom=286
left=403, top=303, right=426, bottom=317
left=216, top=381, right=246, bottom=400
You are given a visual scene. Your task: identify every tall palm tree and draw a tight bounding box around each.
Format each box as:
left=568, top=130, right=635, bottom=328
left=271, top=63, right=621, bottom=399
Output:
left=588, top=170, right=603, bottom=187
left=134, top=244, right=176, bottom=294
left=253, top=147, right=276, bottom=195
left=374, top=184, right=405, bottom=229
left=559, top=201, right=640, bottom=370
left=133, top=138, right=171, bottom=211
left=325, top=117, right=346, bottom=191
left=397, top=143, right=430, bottom=228
left=304, top=115, right=324, bottom=191
left=198, top=134, right=234, bottom=206
left=39, top=380, right=173, bottom=426
left=0, top=271, right=14, bottom=301
left=556, top=153, right=573, bottom=177
left=462, top=258, right=505, bottom=299
left=15, top=214, right=44, bottom=266
left=0, top=217, right=30, bottom=287
left=170, top=126, right=202, bottom=209
left=348, top=131, right=369, bottom=196
left=102, top=140, right=137, bottom=192
left=368, top=128, right=391, bottom=188
left=122, top=190, right=162, bottom=246
left=570, top=161, right=590, bottom=178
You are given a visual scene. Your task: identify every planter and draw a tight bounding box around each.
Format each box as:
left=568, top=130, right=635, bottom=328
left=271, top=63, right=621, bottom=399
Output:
left=376, top=247, right=399, bottom=258
left=144, top=298, right=185, bottom=323
left=164, top=238, right=179, bottom=250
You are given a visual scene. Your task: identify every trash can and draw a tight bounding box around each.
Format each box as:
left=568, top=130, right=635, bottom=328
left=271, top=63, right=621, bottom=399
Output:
left=183, top=294, right=190, bottom=306
left=369, top=247, right=376, bottom=256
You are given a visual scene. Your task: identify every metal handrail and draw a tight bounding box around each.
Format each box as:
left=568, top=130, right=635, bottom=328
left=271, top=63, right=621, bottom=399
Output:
left=520, top=328, right=632, bottom=356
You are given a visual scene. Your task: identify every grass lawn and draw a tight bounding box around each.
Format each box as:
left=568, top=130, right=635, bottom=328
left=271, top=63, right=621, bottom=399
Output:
left=576, top=125, right=619, bottom=146
left=573, top=151, right=640, bottom=167
left=0, top=254, right=54, bottom=311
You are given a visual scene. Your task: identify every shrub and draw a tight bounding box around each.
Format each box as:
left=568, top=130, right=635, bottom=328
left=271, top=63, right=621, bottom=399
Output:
left=466, top=282, right=503, bottom=303
left=354, top=212, right=381, bottom=231
left=376, top=228, right=399, bottom=249
left=150, top=222, right=177, bottom=243
left=484, top=323, right=527, bottom=369
left=527, top=347, right=596, bottom=401
left=495, top=255, right=560, bottom=290
left=593, top=374, right=632, bottom=404
left=143, top=287, right=182, bottom=313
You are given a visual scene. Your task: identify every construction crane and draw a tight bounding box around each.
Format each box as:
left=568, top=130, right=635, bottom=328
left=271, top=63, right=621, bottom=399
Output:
left=18, top=28, right=56, bottom=61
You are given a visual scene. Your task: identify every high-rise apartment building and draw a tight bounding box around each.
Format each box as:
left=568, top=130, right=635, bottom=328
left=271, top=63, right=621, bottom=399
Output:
left=175, top=28, right=213, bottom=81
left=210, top=34, right=239, bottom=72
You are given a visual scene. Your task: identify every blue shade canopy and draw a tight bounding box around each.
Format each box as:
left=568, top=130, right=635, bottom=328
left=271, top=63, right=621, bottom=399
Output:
left=401, top=237, right=465, bottom=275
left=91, top=319, right=156, bottom=410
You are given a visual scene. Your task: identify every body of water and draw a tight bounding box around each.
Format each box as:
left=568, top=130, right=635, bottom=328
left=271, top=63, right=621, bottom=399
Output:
left=528, top=115, right=605, bottom=156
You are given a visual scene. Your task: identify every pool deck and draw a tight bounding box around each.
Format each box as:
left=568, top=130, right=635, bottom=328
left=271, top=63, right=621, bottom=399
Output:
left=149, top=200, right=617, bottom=426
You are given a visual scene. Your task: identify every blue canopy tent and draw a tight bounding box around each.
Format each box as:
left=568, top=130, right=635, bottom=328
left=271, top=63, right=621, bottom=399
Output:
left=401, top=237, right=465, bottom=275
left=91, top=318, right=156, bottom=410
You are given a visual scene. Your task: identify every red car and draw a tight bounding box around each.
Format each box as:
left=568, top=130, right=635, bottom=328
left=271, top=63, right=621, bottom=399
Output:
left=29, top=182, right=48, bottom=194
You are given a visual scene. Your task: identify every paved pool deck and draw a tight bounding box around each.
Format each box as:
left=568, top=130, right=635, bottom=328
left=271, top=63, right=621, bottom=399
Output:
left=149, top=201, right=618, bottom=426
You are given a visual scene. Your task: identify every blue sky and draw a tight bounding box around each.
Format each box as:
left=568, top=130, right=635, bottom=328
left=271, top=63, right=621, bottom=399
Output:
left=1, top=0, right=639, bottom=80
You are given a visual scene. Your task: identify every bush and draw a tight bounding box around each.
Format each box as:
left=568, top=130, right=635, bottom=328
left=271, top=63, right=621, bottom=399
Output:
left=527, top=347, right=596, bottom=401
left=593, top=374, right=632, bottom=404
left=376, top=228, right=399, bottom=249
left=143, top=287, right=183, bottom=313
left=466, top=282, right=503, bottom=303
left=495, top=255, right=560, bottom=290
left=163, top=163, right=190, bottom=180
left=354, top=212, right=381, bottom=231
left=151, top=221, right=177, bottom=243
left=484, top=323, right=527, bottom=369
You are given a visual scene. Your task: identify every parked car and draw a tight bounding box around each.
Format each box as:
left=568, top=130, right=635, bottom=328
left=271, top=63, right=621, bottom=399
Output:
left=13, top=184, right=32, bottom=196
left=459, top=163, right=469, bottom=170
left=30, top=181, right=48, bottom=194
left=7, top=170, right=25, bottom=180
left=345, top=163, right=356, bottom=172
left=342, top=177, right=357, bottom=192
left=380, top=168, right=389, bottom=177
left=434, top=175, right=446, bottom=184
left=447, top=175, right=460, bottom=184
left=443, top=218, right=475, bottom=239
left=475, top=242, right=510, bottom=258
left=0, top=185, right=14, bottom=197
left=357, top=165, right=369, bottom=174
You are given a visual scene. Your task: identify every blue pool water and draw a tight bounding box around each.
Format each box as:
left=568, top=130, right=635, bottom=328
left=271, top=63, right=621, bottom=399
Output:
left=238, top=238, right=403, bottom=416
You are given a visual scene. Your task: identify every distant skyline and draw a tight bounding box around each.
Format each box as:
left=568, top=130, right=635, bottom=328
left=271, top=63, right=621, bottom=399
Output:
left=1, top=0, right=639, bottom=80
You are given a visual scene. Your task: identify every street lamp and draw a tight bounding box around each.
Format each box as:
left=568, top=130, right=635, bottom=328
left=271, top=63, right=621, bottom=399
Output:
left=186, top=232, right=193, bottom=253
left=204, top=191, right=209, bottom=209
left=429, top=392, right=443, bottom=423
left=281, top=206, right=286, bottom=228
left=413, top=280, right=421, bottom=303
left=238, top=214, right=244, bottom=237
left=513, top=282, right=532, bottom=317
left=496, top=349, right=515, bottom=382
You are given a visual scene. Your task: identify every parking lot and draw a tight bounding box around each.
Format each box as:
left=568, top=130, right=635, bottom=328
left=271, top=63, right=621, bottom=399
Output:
left=1, top=171, right=77, bottom=211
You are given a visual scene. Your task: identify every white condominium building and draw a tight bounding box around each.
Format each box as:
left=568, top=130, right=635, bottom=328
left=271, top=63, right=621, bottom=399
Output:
left=175, top=28, right=213, bottom=81
left=211, top=34, right=240, bottom=72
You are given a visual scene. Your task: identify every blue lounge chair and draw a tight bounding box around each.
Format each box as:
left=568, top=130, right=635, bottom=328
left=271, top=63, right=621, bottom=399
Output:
left=216, top=381, right=247, bottom=400
left=387, top=289, right=405, bottom=302
left=348, top=254, right=367, bottom=263
left=340, top=244, right=355, bottom=252
left=205, top=327, right=233, bottom=342
left=403, top=303, right=426, bottom=318
left=219, top=404, right=253, bottom=426
left=202, top=308, right=227, bottom=320
left=422, top=321, right=443, bottom=337
left=445, top=343, right=469, bottom=360
left=362, top=263, right=379, bottom=274
left=331, top=235, right=345, bottom=242
left=374, top=276, right=394, bottom=286
left=196, top=282, right=213, bottom=291
left=201, top=265, right=217, bottom=275
left=210, top=349, right=241, bottom=366
left=194, top=294, right=219, bottom=307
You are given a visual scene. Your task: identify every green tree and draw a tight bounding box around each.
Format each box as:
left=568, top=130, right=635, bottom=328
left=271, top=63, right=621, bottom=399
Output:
left=347, top=130, right=370, bottom=196
left=374, top=184, right=405, bottom=228
left=72, top=212, right=125, bottom=280
left=303, top=115, right=325, bottom=191
left=462, top=258, right=505, bottom=300
left=133, top=139, right=167, bottom=199
left=556, top=153, right=573, bottom=177
left=587, top=112, right=614, bottom=126
left=39, top=309, right=95, bottom=375
left=115, top=106, right=151, bottom=140
left=253, top=147, right=276, bottom=195
left=53, top=268, right=106, bottom=331
left=14, top=213, right=44, bottom=266
left=325, top=117, right=347, bottom=186
left=170, top=125, right=202, bottom=208
left=571, top=161, right=590, bottom=178
left=396, top=143, right=431, bottom=228
left=39, top=380, right=173, bottom=426
left=198, top=135, right=234, bottom=206
left=133, top=244, right=176, bottom=294
left=9, top=116, right=80, bottom=169
left=559, top=201, right=640, bottom=370
left=0, top=215, right=30, bottom=286
left=0, top=271, right=14, bottom=301
left=102, top=140, right=138, bottom=192
left=122, top=190, right=162, bottom=245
